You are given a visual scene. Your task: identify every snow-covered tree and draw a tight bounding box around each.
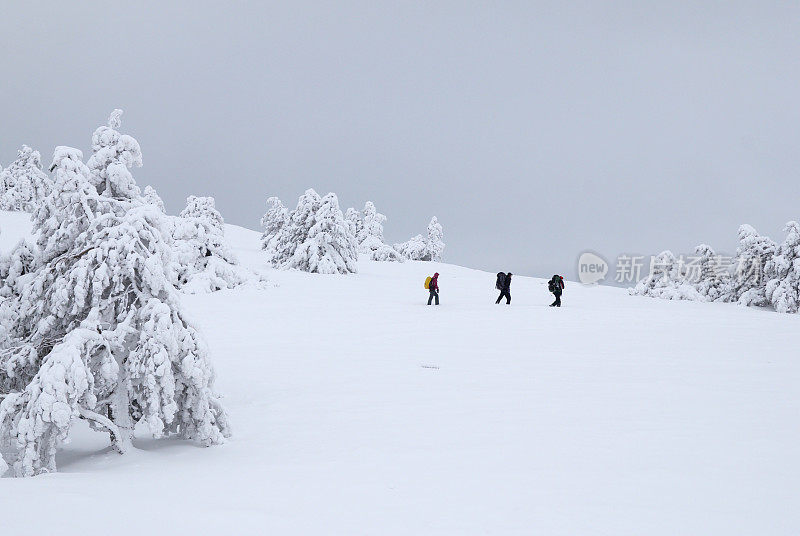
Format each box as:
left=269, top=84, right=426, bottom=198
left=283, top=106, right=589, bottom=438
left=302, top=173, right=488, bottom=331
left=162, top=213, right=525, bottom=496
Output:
left=172, top=195, right=256, bottom=293
left=765, top=221, right=800, bottom=313
left=426, top=216, right=445, bottom=261
left=394, top=234, right=428, bottom=261
left=0, top=145, right=230, bottom=477
left=0, top=145, right=50, bottom=212
left=36, top=147, right=97, bottom=261
left=358, top=201, right=403, bottom=262
left=394, top=216, right=445, bottom=262
left=344, top=207, right=362, bottom=240
left=0, top=239, right=37, bottom=299
left=731, top=224, right=777, bottom=307
left=86, top=109, right=142, bottom=199
left=270, top=189, right=358, bottom=274
left=143, top=185, right=166, bottom=214
left=356, top=202, right=376, bottom=247
left=171, top=221, right=249, bottom=293
left=693, top=244, right=732, bottom=302
left=260, top=196, right=288, bottom=256
left=180, top=195, right=224, bottom=234
left=270, top=189, right=321, bottom=268
left=367, top=242, right=405, bottom=262
left=286, top=192, right=358, bottom=274
left=629, top=250, right=703, bottom=301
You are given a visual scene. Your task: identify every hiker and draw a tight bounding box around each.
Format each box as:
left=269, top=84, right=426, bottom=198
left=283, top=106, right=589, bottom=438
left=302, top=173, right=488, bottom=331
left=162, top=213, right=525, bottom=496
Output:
left=495, top=272, right=512, bottom=304
left=548, top=274, right=564, bottom=307
left=427, top=272, right=440, bottom=305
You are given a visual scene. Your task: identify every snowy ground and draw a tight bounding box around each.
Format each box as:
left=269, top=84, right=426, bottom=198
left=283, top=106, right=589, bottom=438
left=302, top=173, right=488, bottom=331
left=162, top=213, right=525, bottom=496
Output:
left=1, top=211, right=799, bottom=535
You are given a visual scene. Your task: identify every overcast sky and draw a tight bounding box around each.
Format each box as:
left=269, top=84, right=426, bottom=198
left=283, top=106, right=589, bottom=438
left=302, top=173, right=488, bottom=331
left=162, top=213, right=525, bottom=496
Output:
left=2, top=1, right=798, bottom=281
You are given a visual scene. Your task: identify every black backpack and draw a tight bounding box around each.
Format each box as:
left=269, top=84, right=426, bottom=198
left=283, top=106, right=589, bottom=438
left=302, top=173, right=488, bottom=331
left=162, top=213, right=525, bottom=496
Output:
left=496, top=272, right=506, bottom=290
left=548, top=275, right=562, bottom=293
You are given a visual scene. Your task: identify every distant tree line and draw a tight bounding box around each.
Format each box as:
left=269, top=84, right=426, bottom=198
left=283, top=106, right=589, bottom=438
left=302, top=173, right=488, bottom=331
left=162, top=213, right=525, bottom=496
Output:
left=630, top=222, right=800, bottom=313
left=261, top=193, right=444, bottom=274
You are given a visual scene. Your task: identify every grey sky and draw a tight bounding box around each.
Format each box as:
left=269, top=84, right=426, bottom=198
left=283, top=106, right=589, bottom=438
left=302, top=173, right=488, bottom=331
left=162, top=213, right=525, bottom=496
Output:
left=2, top=1, right=799, bottom=282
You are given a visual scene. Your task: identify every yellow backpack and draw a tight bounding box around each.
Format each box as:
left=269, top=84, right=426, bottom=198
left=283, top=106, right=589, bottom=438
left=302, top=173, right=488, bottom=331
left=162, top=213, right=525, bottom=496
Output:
left=424, top=276, right=432, bottom=290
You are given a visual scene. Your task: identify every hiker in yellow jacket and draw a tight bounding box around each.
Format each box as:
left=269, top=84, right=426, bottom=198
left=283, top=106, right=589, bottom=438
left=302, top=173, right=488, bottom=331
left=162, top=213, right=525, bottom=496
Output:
left=425, top=272, right=440, bottom=305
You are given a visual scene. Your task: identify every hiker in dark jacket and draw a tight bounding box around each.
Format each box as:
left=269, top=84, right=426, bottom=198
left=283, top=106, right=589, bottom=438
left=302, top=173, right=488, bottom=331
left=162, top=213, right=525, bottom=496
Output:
left=428, top=272, right=440, bottom=305
left=496, top=272, right=512, bottom=304
left=548, top=274, right=564, bottom=307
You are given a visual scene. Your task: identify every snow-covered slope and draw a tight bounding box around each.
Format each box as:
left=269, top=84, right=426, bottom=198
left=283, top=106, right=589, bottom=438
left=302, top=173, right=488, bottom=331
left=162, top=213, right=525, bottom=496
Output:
left=1, top=211, right=799, bottom=535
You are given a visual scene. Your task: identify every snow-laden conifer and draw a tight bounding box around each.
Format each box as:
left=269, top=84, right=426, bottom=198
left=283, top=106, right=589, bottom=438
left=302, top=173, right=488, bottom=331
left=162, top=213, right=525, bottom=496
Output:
left=285, top=192, right=358, bottom=274
left=426, top=216, right=445, bottom=261
left=693, top=244, right=732, bottom=302
left=267, top=190, right=357, bottom=273
left=394, top=234, right=428, bottom=261
left=36, top=147, right=97, bottom=261
left=356, top=202, right=374, bottom=246
left=629, top=250, right=703, bottom=301
left=269, top=189, right=318, bottom=268
left=260, top=196, right=288, bottom=256
left=344, top=207, right=362, bottom=241
left=0, top=239, right=37, bottom=299
left=394, top=217, right=445, bottom=261
left=732, top=224, right=777, bottom=307
left=0, top=143, right=230, bottom=477
left=0, top=146, right=50, bottom=212
left=86, top=109, right=142, bottom=199
left=143, top=185, right=166, bottom=214
left=359, top=201, right=403, bottom=262
left=180, top=195, right=224, bottom=234
left=276, top=189, right=321, bottom=263
left=172, top=195, right=257, bottom=293
left=765, top=221, right=800, bottom=313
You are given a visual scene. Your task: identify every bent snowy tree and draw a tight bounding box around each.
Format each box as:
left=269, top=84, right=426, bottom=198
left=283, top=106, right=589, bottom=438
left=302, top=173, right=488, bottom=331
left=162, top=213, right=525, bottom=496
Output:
left=0, top=114, right=230, bottom=477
